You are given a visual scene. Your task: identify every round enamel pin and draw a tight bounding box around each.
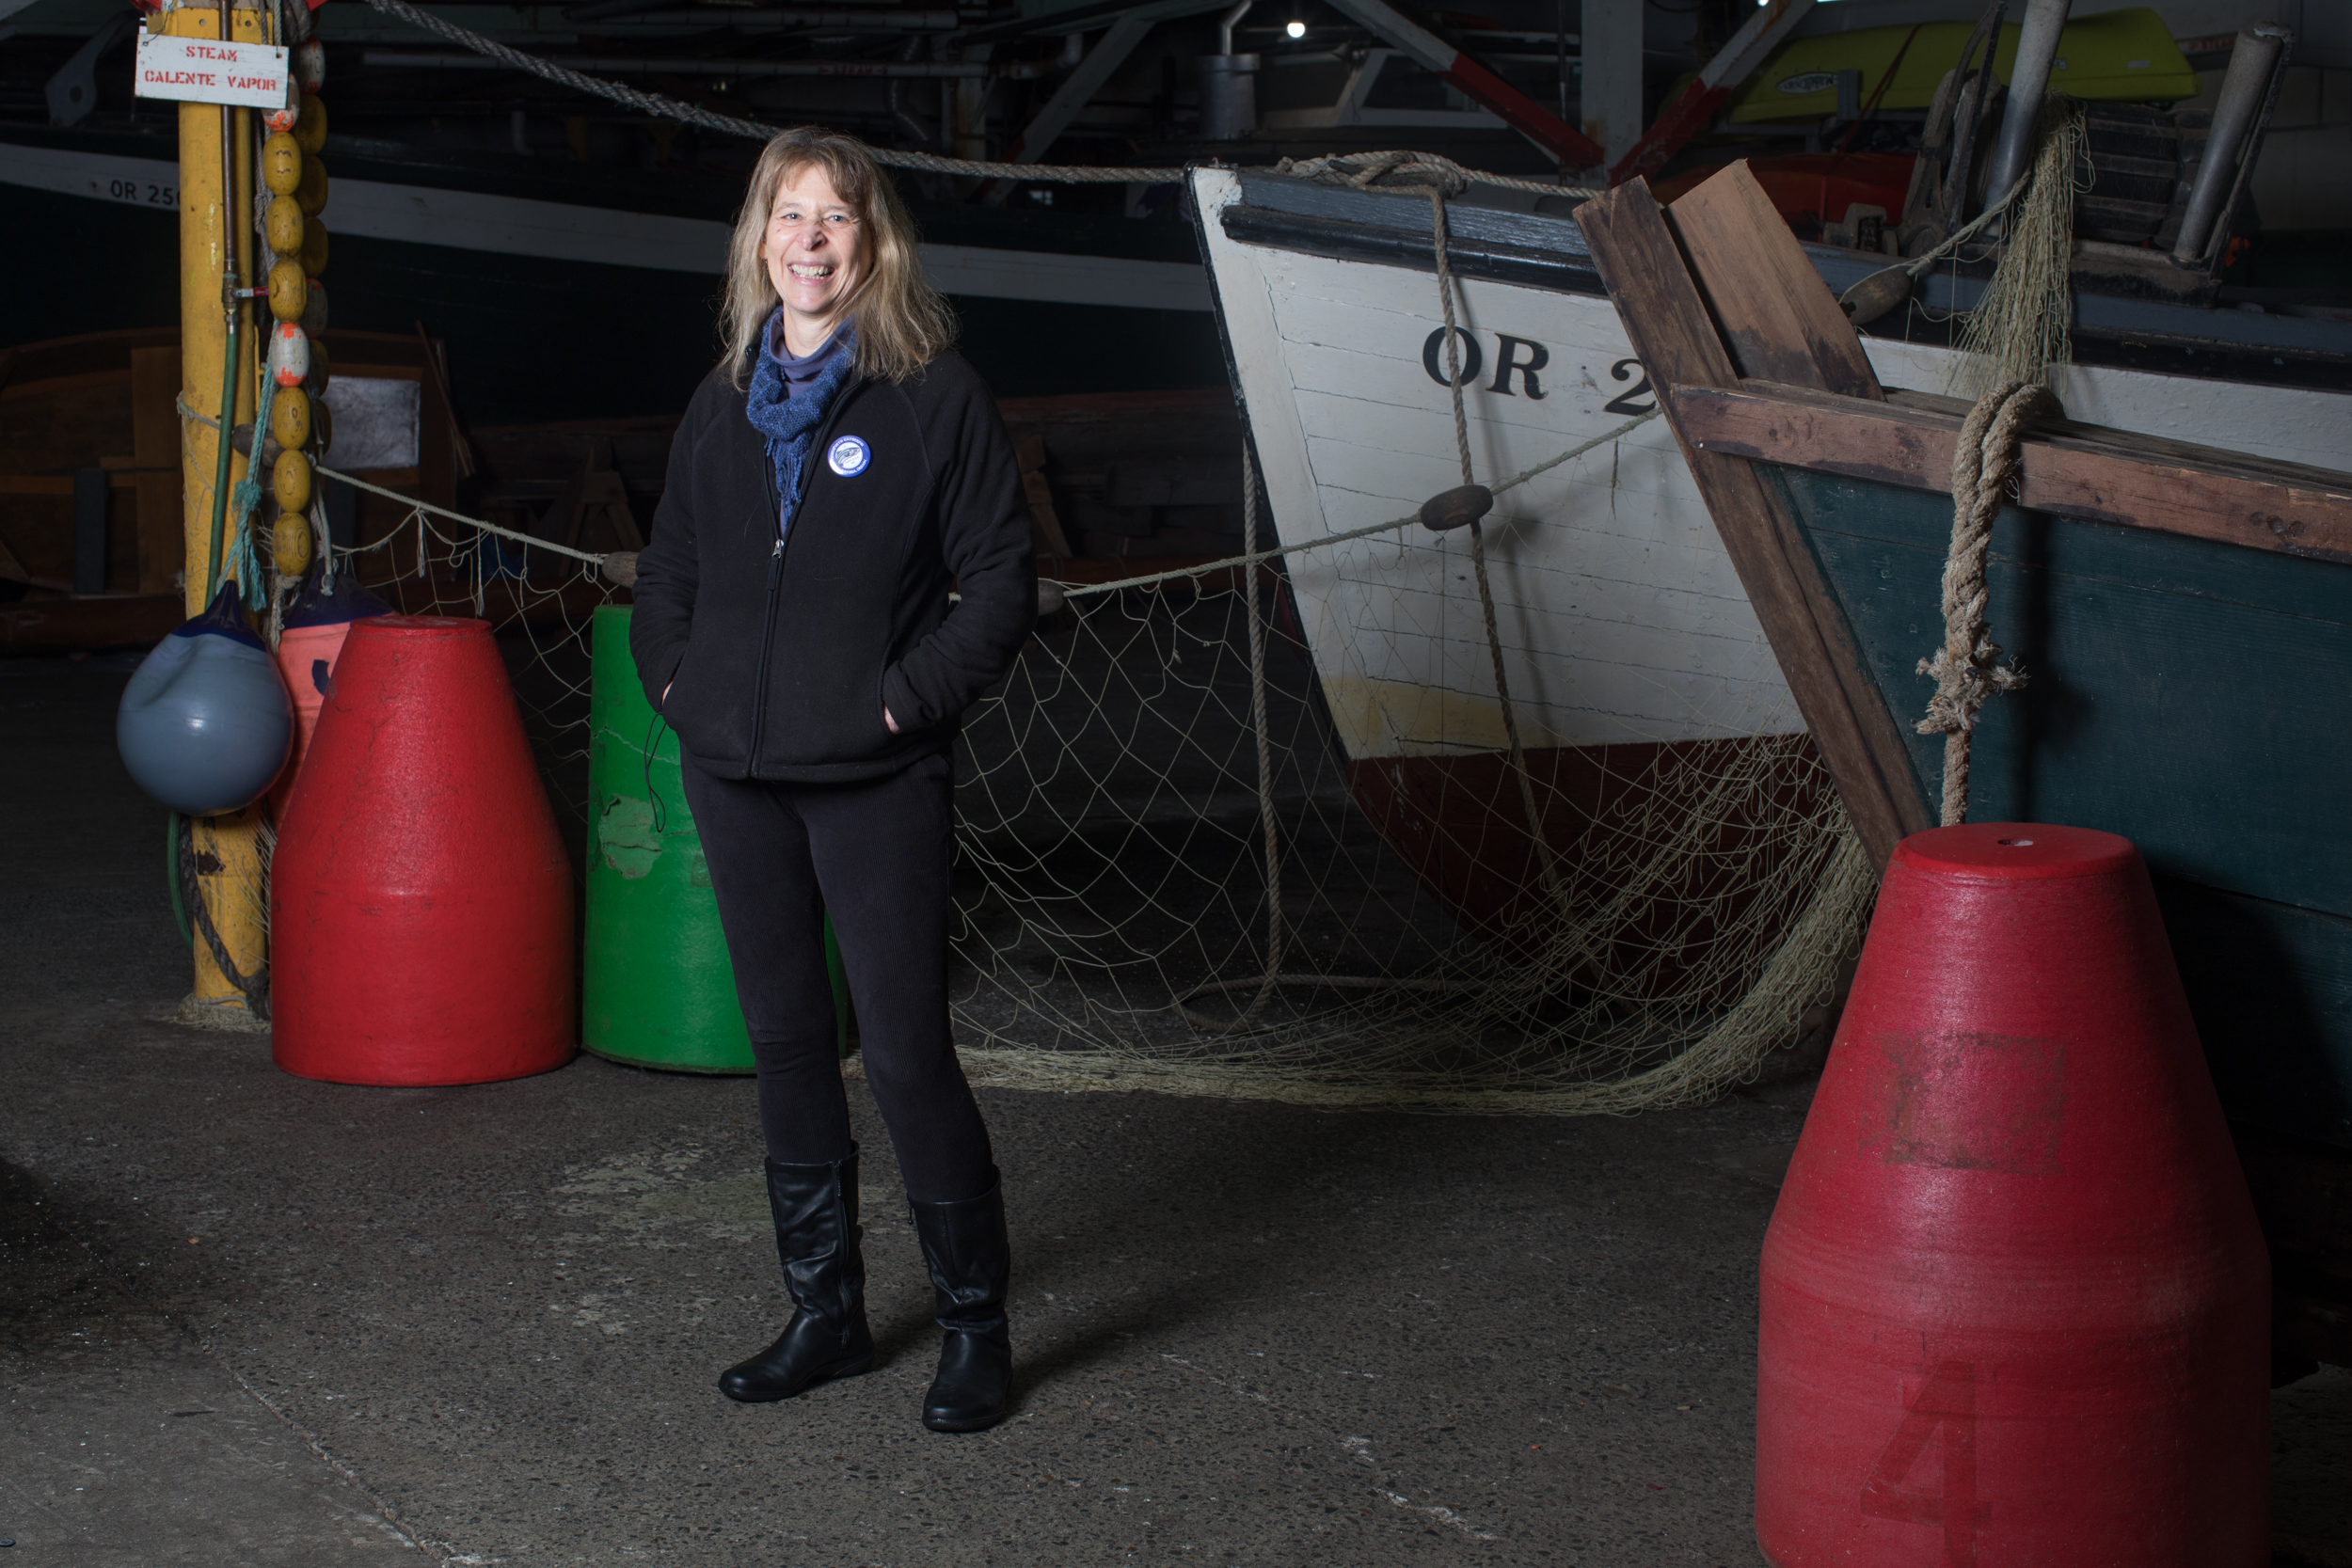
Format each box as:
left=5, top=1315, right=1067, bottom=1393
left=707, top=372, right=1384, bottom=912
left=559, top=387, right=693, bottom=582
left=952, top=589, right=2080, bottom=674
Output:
left=827, top=436, right=871, bottom=477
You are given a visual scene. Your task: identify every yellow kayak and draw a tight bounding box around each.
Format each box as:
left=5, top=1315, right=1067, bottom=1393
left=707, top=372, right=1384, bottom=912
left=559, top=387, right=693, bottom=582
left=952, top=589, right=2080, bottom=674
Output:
left=1727, top=7, right=2198, bottom=124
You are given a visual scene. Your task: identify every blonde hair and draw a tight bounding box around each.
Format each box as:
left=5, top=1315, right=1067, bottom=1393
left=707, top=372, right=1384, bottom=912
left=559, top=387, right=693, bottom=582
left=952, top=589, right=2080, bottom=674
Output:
left=720, top=127, right=956, bottom=388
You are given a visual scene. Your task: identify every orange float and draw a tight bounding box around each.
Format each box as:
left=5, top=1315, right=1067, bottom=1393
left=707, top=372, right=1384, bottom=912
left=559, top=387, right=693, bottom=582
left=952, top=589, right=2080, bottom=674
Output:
left=265, top=571, right=389, bottom=818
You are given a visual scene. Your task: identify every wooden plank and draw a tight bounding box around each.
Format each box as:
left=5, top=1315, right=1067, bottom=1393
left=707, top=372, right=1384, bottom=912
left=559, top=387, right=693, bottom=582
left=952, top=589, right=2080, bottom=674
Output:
left=1675, top=381, right=2352, bottom=566
left=1577, top=175, right=1931, bottom=866
left=73, top=470, right=107, bottom=595
left=414, top=325, right=475, bottom=480
left=413, top=348, right=455, bottom=514
left=134, top=471, right=183, bottom=594
left=0, top=368, right=131, bottom=404
left=1880, top=388, right=2352, bottom=492
left=131, top=346, right=181, bottom=467
left=0, top=594, right=183, bottom=652
left=1014, top=435, right=1073, bottom=558
left=0, top=531, right=51, bottom=588
left=1661, top=163, right=1884, bottom=404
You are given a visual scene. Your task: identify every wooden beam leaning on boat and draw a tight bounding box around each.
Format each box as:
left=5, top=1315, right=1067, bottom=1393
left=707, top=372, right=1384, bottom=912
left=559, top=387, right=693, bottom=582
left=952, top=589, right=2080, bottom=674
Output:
left=1577, top=163, right=1931, bottom=868
left=1670, top=383, right=2352, bottom=569
left=1575, top=161, right=2352, bottom=865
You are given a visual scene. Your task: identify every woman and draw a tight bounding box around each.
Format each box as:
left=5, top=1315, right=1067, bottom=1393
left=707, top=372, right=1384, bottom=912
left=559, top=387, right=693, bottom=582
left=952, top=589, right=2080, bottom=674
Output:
left=630, top=127, right=1036, bottom=1433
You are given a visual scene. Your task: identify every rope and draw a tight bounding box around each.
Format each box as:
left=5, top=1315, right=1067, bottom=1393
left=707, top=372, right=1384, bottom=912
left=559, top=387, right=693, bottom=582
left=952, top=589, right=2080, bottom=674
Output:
left=1168, top=405, right=1668, bottom=1031
left=176, top=397, right=611, bottom=569
left=1274, top=148, right=1596, bottom=202
left=1418, top=182, right=1569, bottom=911
left=1835, top=166, right=2030, bottom=320
left=1162, top=198, right=1653, bottom=1032
left=182, top=814, right=271, bottom=1021
left=355, top=0, right=1596, bottom=199
left=190, top=386, right=1652, bottom=598
left=1915, top=380, right=2050, bottom=826
left=1057, top=410, right=1653, bottom=596
left=1176, top=444, right=1284, bottom=1033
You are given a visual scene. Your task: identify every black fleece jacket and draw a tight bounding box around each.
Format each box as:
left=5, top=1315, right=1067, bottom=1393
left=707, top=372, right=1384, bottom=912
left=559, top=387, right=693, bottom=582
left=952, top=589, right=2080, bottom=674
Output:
left=629, top=350, right=1036, bottom=783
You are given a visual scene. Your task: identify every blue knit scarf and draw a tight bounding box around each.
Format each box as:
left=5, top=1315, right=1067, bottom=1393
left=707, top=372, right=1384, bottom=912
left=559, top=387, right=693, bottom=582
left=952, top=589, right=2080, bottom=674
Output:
left=743, top=312, right=857, bottom=522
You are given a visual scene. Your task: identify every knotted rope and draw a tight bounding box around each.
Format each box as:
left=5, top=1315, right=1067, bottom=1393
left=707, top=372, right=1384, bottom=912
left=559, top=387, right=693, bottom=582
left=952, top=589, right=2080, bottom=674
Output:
left=1915, top=380, right=2053, bottom=825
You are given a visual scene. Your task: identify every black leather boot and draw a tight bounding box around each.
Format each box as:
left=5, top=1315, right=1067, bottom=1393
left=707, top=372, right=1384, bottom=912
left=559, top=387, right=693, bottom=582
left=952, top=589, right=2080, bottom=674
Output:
left=718, top=1148, right=875, bottom=1403
left=909, top=1177, right=1011, bottom=1433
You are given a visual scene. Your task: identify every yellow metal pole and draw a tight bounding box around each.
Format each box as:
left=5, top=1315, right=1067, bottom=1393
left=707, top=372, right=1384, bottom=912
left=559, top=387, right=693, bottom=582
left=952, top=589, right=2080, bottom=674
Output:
left=174, top=0, right=272, bottom=1028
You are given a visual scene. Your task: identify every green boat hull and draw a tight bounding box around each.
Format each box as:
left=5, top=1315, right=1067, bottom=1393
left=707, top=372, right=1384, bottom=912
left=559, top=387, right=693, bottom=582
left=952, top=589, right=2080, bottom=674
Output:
left=1773, top=466, right=2352, bottom=1149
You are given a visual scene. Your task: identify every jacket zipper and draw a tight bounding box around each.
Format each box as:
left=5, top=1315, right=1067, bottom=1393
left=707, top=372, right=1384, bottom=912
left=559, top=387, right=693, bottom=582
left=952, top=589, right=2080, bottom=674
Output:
left=744, top=382, right=862, bottom=773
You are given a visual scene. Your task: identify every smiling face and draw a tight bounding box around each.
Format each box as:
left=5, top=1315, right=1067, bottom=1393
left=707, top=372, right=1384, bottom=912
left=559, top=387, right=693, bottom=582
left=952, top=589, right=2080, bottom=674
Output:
left=761, top=164, right=866, bottom=356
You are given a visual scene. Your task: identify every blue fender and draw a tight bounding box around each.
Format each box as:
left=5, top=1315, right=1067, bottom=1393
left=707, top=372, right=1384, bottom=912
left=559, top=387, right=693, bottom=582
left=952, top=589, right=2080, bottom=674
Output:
left=118, top=583, right=295, bottom=817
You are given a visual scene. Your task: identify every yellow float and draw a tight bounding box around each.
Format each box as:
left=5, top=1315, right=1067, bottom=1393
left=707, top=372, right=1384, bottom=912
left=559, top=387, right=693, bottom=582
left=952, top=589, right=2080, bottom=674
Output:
left=267, top=258, right=307, bottom=322
left=271, top=385, right=311, bottom=451
left=293, top=94, right=328, bottom=154
left=274, top=508, right=314, bottom=577
left=262, top=132, right=302, bottom=197
left=295, top=157, right=327, bottom=216
left=273, top=448, right=313, bottom=514
left=265, top=195, right=304, bottom=260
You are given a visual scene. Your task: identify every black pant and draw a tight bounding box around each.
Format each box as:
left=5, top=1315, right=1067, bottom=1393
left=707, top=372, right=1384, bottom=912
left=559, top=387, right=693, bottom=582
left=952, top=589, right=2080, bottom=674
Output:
left=683, top=752, right=994, bottom=1204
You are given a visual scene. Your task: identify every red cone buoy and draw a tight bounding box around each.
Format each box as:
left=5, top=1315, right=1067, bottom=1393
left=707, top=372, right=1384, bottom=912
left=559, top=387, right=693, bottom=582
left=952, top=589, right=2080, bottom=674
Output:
left=270, top=615, right=576, bottom=1085
left=1757, top=823, right=2268, bottom=1568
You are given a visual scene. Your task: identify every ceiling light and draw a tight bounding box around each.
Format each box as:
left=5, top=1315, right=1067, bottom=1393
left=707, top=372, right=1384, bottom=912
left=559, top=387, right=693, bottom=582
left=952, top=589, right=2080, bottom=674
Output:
left=1285, top=16, right=1305, bottom=36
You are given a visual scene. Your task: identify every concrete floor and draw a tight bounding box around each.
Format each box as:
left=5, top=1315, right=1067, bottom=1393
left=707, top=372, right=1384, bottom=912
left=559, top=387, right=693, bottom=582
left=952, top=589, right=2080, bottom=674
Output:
left=4, top=654, right=2349, bottom=1566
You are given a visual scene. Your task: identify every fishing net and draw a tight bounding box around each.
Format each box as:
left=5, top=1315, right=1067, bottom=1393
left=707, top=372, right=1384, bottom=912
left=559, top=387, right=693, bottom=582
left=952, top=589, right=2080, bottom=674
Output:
left=1950, top=96, right=2088, bottom=397
left=946, top=567, right=1873, bottom=1114
left=214, top=412, right=1870, bottom=1115
left=159, top=21, right=1872, bottom=1106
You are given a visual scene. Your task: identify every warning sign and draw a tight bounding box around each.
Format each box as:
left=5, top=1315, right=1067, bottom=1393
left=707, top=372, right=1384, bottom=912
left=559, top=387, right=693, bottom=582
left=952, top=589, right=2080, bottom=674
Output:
left=134, top=33, right=290, bottom=110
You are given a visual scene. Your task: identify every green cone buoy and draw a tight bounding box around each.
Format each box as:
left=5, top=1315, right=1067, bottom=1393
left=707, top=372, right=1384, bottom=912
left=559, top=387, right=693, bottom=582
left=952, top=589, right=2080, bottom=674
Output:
left=584, top=605, right=848, bottom=1072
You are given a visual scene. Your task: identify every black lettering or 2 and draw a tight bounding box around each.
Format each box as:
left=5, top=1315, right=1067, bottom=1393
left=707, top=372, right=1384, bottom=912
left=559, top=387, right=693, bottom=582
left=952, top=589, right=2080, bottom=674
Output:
left=1423, top=328, right=1550, bottom=400
left=1489, top=334, right=1548, bottom=399
left=1422, top=326, right=1483, bottom=388
left=1602, top=356, right=1656, bottom=416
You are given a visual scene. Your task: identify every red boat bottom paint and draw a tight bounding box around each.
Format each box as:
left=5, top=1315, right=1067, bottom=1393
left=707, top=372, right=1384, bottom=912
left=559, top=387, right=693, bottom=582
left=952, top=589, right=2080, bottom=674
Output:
left=270, top=615, right=577, bottom=1085
left=1756, top=822, right=2269, bottom=1568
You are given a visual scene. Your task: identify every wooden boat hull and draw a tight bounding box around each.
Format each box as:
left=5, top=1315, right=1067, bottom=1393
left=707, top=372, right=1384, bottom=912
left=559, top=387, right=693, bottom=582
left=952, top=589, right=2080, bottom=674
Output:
left=1190, top=164, right=2352, bottom=968
left=1773, top=462, right=2352, bottom=1146
left=1575, top=161, right=2352, bottom=1364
